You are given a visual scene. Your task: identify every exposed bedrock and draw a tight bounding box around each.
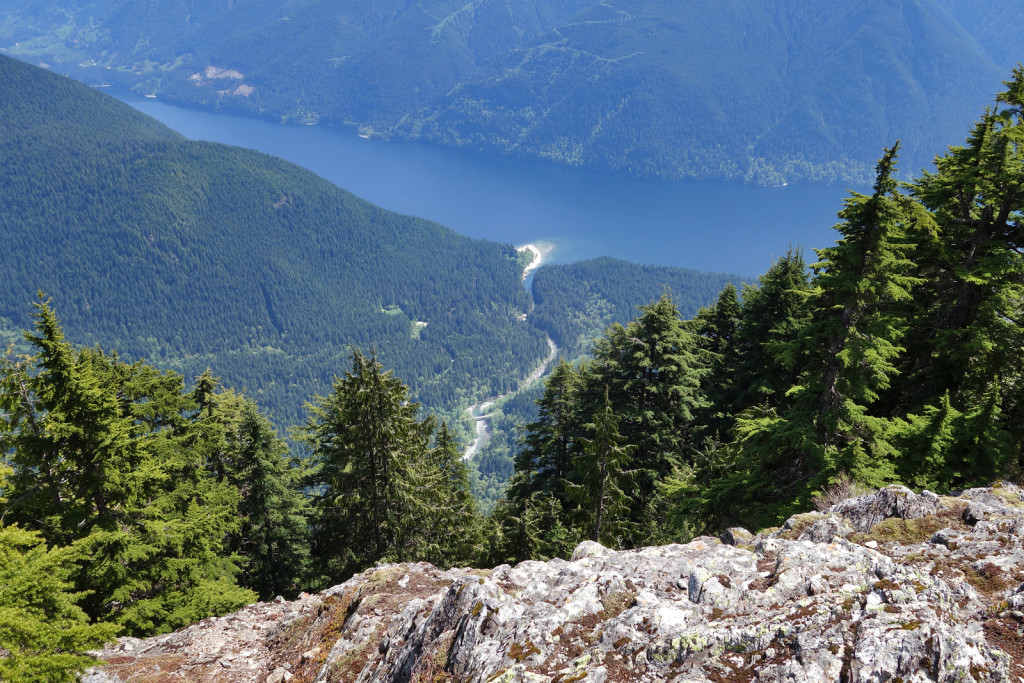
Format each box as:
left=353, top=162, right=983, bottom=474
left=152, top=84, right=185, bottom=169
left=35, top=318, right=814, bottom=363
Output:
left=86, top=484, right=1024, bottom=682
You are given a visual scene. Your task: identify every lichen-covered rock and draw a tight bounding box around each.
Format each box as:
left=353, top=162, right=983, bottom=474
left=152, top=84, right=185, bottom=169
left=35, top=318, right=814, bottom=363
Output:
left=719, top=527, right=753, bottom=546
left=85, top=485, right=1024, bottom=682
left=828, top=485, right=943, bottom=532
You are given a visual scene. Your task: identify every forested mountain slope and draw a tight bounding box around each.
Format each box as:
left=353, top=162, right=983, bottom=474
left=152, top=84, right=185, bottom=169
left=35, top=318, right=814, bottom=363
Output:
left=530, top=257, right=746, bottom=357
left=0, top=0, right=593, bottom=126
left=469, top=258, right=742, bottom=508
left=405, top=0, right=1010, bottom=184
left=0, top=54, right=548, bottom=424
left=934, top=0, right=1024, bottom=72
left=2, top=0, right=1020, bottom=184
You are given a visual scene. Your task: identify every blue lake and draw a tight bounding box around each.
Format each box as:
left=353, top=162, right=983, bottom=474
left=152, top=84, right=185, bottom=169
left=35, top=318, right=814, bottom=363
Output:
left=114, top=91, right=857, bottom=277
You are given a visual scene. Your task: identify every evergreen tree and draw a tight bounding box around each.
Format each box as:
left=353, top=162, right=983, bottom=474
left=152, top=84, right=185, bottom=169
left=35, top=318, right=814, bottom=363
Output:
left=501, top=295, right=705, bottom=551
left=183, top=370, right=312, bottom=599
left=188, top=368, right=242, bottom=484
left=690, top=283, right=742, bottom=443
left=0, top=299, right=254, bottom=635
left=0, top=523, right=119, bottom=682
left=662, top=252, right=814, bottom=539
left=226, top=400, right=312, bottom=599
left=727, top=249, right=813, bottom=416
left=899, top=384, right=1012, bottom=491
left=413, top=422, right=481, bottom=567
left=506, top=359, right=583, bottom=506
left=692, top=283, right=741, bottom=359
left=588, top=294, right=706, bottom=527
left=900, top=67, right=1024, bottom=465
left=481, top=492, right=580, bottom=566
left=688, top=147, right=924, bottom=528
left=802, top=144, right=922, bottom=483
left=566, top=387, right=636, bottom=546
left=303, top=349, right=448, bottom=583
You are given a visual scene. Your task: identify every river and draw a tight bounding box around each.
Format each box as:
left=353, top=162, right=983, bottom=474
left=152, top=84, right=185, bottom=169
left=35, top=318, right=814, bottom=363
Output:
left=111, top=90, right=854, bottom=277
left=463, top=334, right=559, bottom=461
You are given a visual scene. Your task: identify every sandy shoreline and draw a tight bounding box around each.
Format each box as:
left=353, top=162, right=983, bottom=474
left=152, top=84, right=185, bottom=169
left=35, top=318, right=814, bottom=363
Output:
left=516, top=242, right=554, bottom=281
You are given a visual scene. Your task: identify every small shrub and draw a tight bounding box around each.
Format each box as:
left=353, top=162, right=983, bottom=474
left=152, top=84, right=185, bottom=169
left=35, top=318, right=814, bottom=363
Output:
left=813, top=472, right=872, bottom=511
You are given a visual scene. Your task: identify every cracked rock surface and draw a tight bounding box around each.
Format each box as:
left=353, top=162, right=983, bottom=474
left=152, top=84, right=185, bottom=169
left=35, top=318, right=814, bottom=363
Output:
left=85, top=484, right=1024, bottom=682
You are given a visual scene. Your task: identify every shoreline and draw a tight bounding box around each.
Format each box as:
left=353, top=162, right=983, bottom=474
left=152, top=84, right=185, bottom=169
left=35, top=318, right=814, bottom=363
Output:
left=516, top=242, right=554, bottom=282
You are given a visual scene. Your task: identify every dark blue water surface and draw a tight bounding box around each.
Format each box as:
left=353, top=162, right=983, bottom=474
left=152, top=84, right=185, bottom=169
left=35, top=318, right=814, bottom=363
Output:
left=115, top=91, right=856, bottom=277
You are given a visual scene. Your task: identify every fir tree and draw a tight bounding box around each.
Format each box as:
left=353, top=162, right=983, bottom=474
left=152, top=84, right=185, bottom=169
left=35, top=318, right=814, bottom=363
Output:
left=481, top=492, right=580, bottom=566
left=414, top=422, right=481, bottom=567
left=901, top=67, right=1024, bottom=465
left=691, top=147, right=924, bottom=528
left=303, top=349, right=460, bottom=583
left=0, top=299, right=254, bottom=635
left=804, top=143, right=921, bottom=484
left=0, top=523, right=119, bottom=682
left=566, top=387, right=636, bottom=546
left=507, top=359, right=583, bottom=506
left=226, top=399, right=312, bottom=599
left=690, top=282, right=742, bottom=444
left=727, top=249, right=813, bottom=416
left=588, top=294, right=707, bottom=539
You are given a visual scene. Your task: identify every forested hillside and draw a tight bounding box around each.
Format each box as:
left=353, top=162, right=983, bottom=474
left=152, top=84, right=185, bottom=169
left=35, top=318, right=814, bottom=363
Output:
left=403, top=0, right=1012, bottom=185
left=2, top=0, right=1021, bottom=184
left=0, top=304, right=484, bottom=677
left=0, top=54, right=549, bottom=425
left=530, top=258, right=745, bottom=357
left=487, top=69, right=1024, bottom=560
left=470, top=258, right=743, bottom=507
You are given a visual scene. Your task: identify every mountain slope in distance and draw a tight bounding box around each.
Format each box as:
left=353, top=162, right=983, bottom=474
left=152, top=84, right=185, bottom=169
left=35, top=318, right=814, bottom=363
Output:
left=0, top=0, right=595, bottom=125
left=1, top=0, right=1020, bottom=184
left=401, top=0, right=1011, bottom=184
left=0, top=54, right=548, bottom=425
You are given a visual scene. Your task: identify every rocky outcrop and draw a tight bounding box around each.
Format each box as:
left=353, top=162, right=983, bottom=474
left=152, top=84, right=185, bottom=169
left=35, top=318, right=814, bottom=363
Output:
left=85, top=484, right=1024, bottom=682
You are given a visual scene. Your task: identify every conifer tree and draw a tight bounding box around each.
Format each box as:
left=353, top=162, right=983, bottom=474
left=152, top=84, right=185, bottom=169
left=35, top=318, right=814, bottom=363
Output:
left=302, top=349, right=438, bottom=583
left=690, top=147, right=924, bottom=528
left=413, top=422, right=481, bottom=567
left=566, top=387, right=636, bottom=546
left=226, top=400, right=312, bottom=599
left=900, top=67, right=1024, bottom=465
left=727, top=249, right=813, bottom=415
left=589, top=294, right=706, bottom=501
left=481, top=491, right=579, bottom=566
left=182, top=370, right=312, bottom=598
left=504, top=295, right=706, bottom=550
left=507, top=359, right=583, bottom=505
left=801, top=144, right=922, bottom=483
left=0, top=299, right=254, bottom=635
left=0, top=523, right=119, bottom=682
left=692, top=283, right=741, bottom=360
left=899, top=386, right=1012, bottom=491
left=690, top=283, right=742, bottom=443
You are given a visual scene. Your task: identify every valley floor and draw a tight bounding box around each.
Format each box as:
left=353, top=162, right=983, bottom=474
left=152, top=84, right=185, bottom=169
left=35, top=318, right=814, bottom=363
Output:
left=463, top=334, right=558, bottom=461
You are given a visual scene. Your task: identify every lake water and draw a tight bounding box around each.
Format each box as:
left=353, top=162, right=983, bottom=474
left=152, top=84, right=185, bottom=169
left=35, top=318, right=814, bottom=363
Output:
left=114, top=91, right=855, bottom=277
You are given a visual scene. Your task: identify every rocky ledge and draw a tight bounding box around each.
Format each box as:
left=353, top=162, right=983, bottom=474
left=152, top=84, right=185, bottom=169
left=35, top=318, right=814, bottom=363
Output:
left=85, top=484, right=1024, bottom=682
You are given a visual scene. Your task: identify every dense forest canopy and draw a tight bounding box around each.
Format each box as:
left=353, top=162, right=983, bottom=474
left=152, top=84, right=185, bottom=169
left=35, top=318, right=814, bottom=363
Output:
left=2, top=1, right=1022, bottom=184
left=0, top=53, right=550, bottom=429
